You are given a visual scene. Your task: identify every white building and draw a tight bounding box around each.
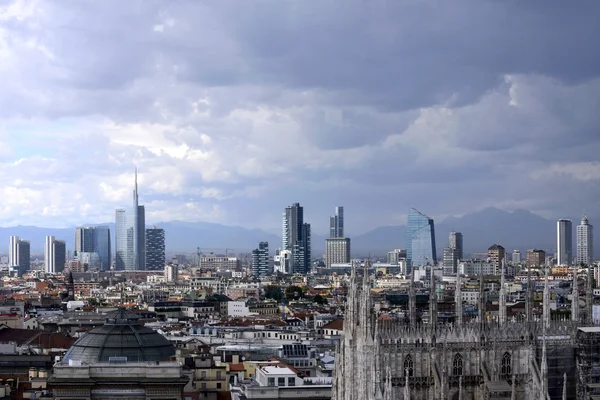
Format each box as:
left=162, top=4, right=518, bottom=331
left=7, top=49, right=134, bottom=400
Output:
left=459, top=260, right=495, bottom=276
left=577, top=216, right=594, bottom=265
left=324, top=238, right=351, bottom=268
left=44, top=236, right=66, bottom=274
left=227, top=301, right=252, bottom=317
left=164, top=264, right=178, bottom=282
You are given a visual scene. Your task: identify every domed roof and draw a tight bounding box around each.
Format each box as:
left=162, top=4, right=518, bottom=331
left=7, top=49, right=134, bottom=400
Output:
left=63, top=308, right=175, bottom=363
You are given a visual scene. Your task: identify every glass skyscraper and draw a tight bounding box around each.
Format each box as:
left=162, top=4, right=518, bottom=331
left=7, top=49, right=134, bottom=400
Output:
left=282, top=203, right=311, bottom=274
left=75, top=226, right=111, bottom=271
left=557, top=219, right=573, bottom=266
left=116, top=170, right=146, bottom=270
left=406, top=208, right=437, bottom=269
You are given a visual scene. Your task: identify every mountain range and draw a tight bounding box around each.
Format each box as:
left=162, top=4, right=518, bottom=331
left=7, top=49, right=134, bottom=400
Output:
left=0, top=208, right=596, bottom=258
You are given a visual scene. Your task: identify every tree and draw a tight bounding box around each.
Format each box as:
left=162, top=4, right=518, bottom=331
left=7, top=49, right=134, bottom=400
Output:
left=285, top=286, right=304, bottom=299
left=314, top=294, right=328, bottom=305
left=264, top=285, right=283, bottom=302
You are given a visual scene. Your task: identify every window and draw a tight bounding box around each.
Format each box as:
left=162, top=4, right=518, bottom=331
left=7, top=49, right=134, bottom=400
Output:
left=501, top=352, right=512, bottom=375
left=216, top=371, right=222, bottom=380
left=452, top=354, right=463, bottom=376
left=288, top=377, right=295, bottom=386
left=217, top=383, right=222, bottom=389
left=201, top=371, right=207, bottom=378
left=278, top=377, right=286, bottom=386
left=404, top=355, right=414, bottom=377
left=201, top=383, right=207, bottom=389
left=268, top=378, right=275, bottom=387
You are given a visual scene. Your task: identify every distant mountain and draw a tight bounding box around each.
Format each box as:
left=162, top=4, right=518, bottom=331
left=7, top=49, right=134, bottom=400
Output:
left=0, top=208, right=596, bottom=259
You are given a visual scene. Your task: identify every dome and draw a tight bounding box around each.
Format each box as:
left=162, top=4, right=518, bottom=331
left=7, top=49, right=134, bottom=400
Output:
left=63, top=308, right=175, bottom=363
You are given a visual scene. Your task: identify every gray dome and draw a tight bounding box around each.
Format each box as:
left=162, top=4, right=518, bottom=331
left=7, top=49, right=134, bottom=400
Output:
left=63, top=308, right=175, bottom=363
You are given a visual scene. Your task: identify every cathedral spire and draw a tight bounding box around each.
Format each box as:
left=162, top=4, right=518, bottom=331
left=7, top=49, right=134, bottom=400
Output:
left=478, top=273, right=486, bottom=325
left=541, top=333, right=548, bottom=398
left=572, top=269, right=579, bottom=323
left=499, top=260, right=507, bottom=325
left=511, top=373, right=516, bottom=400
left=543, top=266, right=551, bottom=329
left=409, top=269, right=417, bottom=327
left=455, top=270, right=463, bottom=327
left=562, top=373, right=567, bottom=400
left=429, top=268, right=437, bottom=334
left=586, top=264, right=594, bottom=324
left=404, top=369, right=410, bottom=400
left=526, top=266, right=534, bottom=323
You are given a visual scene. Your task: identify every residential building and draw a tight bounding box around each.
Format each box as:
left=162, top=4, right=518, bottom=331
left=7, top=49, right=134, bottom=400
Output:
left=146, top=227, right=166, bottom=270
left=199, top=256, right=240, bottom=270
left=116, top=169, right=146, bottom=270
left=577, top=216, right=594, bottom=265
left=487, top=244, right=505, bottom=275
left=44, top=236, right=66, bottom=274
left=557, top=218, right=573, bottom=266
left=9, top=236, right=30, bottom=277
left=282, top=203, right=311, bottom=274
left=274, top=249, right=292, bottom=274
left=387, top=249, right=407, bottom=265
left=165, top=264, right=178, bottom=282
left=442, top=247, right=459, bottom=276
left=325, top=238, right=351, bottom=268
left=406, top=208, right=437, bottom=269
left=449, top=231, right=463, bottom=260
left=74, top=226, right=111, bottom=270
left=252, top=242, right=269, bottom=278
left=329, top=206, right=344, bottom=238
left=526, top=249, right=546, bottom=267
left=512, top=250, right=521, bottom=264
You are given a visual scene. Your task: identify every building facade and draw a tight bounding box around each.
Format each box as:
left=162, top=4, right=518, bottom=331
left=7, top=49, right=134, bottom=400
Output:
left=442, top=247, right=459, bottom=276
left=330, top=206, right=344, bottom=238
left=487, top=244, right=505, bottom=275
left=74, top=226, right=111, bottom=271
left=145, top=227, right=166, bottom=270
left=577, top=216, right=594, bottom=266
left=116, top=170, right=146, bottom=270
left=526, top=249, right=546, bottom=267
left=406, top=208, right=437, bottom=269
left=9, top=236, right=30, bottom=277
left=44, top=236, right=66, bottom=274
left=252, top=242, right=269, bottom=278
left=512, top=250, right=521, bottom=264
left=557, top=219, right=573, bottom=266
left=282, top=203, right=311, bottom=274
left=449, top=231, right=463, bottom=260
left=325, top=238, right=351, bottom=268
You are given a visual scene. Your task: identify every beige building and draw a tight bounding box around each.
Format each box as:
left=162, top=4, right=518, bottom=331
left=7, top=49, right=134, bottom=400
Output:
left=526, top=249, right=546, bottom=267
left=325, top=238, right=351, bottom=267
left=487, top=244, right=505, bottom=274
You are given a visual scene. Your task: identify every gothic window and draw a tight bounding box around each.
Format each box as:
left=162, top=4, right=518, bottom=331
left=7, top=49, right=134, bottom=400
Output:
left=501, top=352, right=512, bottom=375
left=404, top=355, right=414, bottom=377
left=453, top=354, right=463, bottom=376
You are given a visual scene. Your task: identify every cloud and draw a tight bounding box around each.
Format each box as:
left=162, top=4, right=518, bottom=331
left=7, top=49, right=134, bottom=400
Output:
left=0, top=0, right=599, bottom=235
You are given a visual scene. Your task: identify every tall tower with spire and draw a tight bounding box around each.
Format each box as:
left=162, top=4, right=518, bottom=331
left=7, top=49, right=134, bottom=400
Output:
left=116, top=168, right=146, bottom=270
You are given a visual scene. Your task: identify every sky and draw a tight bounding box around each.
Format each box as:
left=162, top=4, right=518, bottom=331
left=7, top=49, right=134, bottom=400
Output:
left=0, top=0, right=599, bottom=235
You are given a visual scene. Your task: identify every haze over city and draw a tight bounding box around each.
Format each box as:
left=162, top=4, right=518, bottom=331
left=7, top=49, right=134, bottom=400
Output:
left=1, top=1, right=599, bottom=235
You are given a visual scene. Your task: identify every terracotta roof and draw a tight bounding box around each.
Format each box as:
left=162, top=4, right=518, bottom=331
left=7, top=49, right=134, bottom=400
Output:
left=322, top=319, right=344, bottom=330
left=229, top=363, right=245, bottom=371
left=0, top=328, right=76, bottom=349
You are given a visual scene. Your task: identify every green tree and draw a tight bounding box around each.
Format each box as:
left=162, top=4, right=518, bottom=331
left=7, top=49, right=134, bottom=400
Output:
left=313, top=294, right=328, bottom=305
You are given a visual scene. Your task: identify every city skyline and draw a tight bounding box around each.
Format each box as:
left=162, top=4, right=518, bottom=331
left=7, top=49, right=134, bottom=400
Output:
left=0, top=2, right=599, bottom=234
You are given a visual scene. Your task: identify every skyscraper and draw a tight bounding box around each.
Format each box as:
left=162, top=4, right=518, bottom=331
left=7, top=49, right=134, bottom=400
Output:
left=74, top=226, right=111, bottom=271
left=45, top=236, right=66, bottom=274
left=406, top=208, right=437, bottom=269
left=252, top=242, right=269, bottom=278
left=557, top=219, right=573, bottom=266
left=448, top=231, right=463, bottom=260
left=116, top=170, right=146, bottom=270
left=329, top=206, right=344, bottom=238
left=146, top=227, right=166, bottom=271
left=512, top=250, right=521, bottom=264
left=9, top=236, right=30, bottom=277
left=577, top=216, right=594, bottom=265
left=282, top=203, right=311, bottom=274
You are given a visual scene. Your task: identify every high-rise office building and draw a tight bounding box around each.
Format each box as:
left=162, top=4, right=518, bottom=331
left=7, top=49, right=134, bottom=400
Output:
left=442, top=247, right=459, bottom=276
left=487, top=244, right=505, bottom=275
left=252, top=242, right=269, bottom=278
left=146, top=227, right=166, bottom=271
left=74, top=226, right=111, bottom=271
left=45, top=236, right=66, bottom=274
left=577, top=216, right=594, bottom=265
left=448, top=231, right=463, bottom=260
left=325, top=237, right=351, bottom=267
left=406, top=208, right=437, bottom=269
left=329, top=206, right=344, bottom=238
left=116, top=170, right=146, bottom=270
left=9, top=236, right=30, bottom=277
left=512, top=250, right=521, bottom=264
left=387, top=249, right=407, bottom=265
left=557, top=219, right=573, bottom=266
left=282, top=203, right=311, bottom=274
